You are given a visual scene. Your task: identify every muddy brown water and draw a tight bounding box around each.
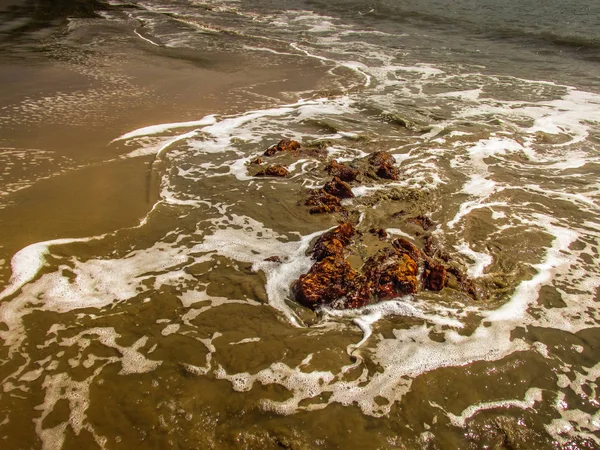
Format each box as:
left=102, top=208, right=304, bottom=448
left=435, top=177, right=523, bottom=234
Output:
left=1, top=1, right=600, bottom=449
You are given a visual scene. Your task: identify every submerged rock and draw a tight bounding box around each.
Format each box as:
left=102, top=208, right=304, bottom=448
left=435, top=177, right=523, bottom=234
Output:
left=255, top=165, right=290, bottom=177
left=305, top=189, right=342, bottom=214
left=369, top=227, right=388, bottom=240
left=292, top=256, right=358, bottom=308
left=325, top=160, right=359, bottom=182
left=323, top=176, right=355, bottom=199
left=264, top=138, right=301, bottom=156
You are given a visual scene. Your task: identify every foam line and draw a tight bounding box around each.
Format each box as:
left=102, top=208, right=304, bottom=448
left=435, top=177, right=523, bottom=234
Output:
left=113, top=114, right=217, bottom=141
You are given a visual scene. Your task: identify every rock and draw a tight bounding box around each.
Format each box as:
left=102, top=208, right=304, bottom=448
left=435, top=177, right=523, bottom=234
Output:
left=311, top=222, right=356, bottom=260
left=292, top=256, right=358, bottom=308
left=251, top=157, right=263, bottom=165
left=369, top=151, right=396, bottom=167
left=376, top=164, right=400, bottom=180
left=423, top=260, right=447, bottom=291
left=264, top=138, right=301, bottom=156
left=361, top=248, right=419, bottom=301
left=409, top=215, right=435, bottom=231
left=305, top=189, right=342, bottom=214
left=325, top=160, right=359, bottom=182
left=368, top=151, right=400, bottom=180
left=392, top=238, right=421, bottom=261
left=312, top=238, right=344, bottom=261
left=323, top=176, right=355, bottom=199
left=265, top=256, right=282, bottom=263
left=369, top=228, right=388, bottom=240
left=255, top=165, right=290, bottom=177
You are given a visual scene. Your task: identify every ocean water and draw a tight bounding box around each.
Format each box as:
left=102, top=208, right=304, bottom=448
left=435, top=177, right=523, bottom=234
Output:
left=1, top=0, right=600, bottom=448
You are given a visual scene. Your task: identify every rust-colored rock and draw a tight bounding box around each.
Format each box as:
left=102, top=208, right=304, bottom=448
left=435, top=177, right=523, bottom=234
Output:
left=323, top=176, right=354, bottom=199
left=318, top=223, right=356, bottom=246
left=305, top=189, right=342, bottom=214
left=312, top=238, right=344, bottom=261
left=409, top=215, right=435, bottom=231
left=423, top=260, right=447, bottom=291
left=368, top=151, right=400, bottom=180
left=392, top=238, right=421, bottom=261
left=369, top=151, right=396, bottom=167
left=362, top=248, right=418, bottom=301
left=264, top=138, right=301, bottom=156
left=251, top=157, right=263, bottom=165
left=325, top=160, right=359, bottom=182
left=292, top=256, right=358, bottom=308
left=311, top=223, right=356, bottom=260
left=264, top=256, right=282, bottom=263
left=255, top=165, right=290, bottom=177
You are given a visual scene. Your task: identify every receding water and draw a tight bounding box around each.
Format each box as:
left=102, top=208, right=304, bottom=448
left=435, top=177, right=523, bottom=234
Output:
left=1, top=0, right=600, bottom=448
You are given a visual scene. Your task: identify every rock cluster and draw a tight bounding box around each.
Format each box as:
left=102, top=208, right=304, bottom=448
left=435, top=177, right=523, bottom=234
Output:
left=247, top=138, right=479, bottom=310
left=292, top=223, right=458, bottom=310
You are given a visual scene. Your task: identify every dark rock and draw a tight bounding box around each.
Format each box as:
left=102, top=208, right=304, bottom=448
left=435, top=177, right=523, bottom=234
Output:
left=251, top=157, right=263, bottom=165
left=264, top=138, right=301, bottom=156
left=325, top=160, right=359, bottom=182
left=323, top=176, right=355, bottom=199
left=265, top=256, right=282, bottom=263
left=292, top=256, right=358, bottom=308
left=392, top=238, right=421, bottom=261
left=255, top=165, right=290, bottom=177
left=369, top=228, right=388, bottom=240
left=305, top=189, right=342, bottom=214
left=423, top=260, right=447, bottom=291
left=376, top=164, right=400, bottom=180
left=409, top=215, right=435, bottom=231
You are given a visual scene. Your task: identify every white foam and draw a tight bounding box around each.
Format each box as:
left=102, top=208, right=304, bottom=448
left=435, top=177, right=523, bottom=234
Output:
left=113, top=114, right=217, bottom=141
left=455, top=242, right=493, bottom=278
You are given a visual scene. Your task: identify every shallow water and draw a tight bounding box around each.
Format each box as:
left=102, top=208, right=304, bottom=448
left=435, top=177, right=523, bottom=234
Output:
left=1, top=0, right=600, bottom=448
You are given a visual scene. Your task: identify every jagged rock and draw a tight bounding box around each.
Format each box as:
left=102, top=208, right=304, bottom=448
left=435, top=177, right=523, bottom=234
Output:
left=264, top=138, right=301, bottom=156
left=255, top=165, right=290, bottom=177
left=392, top=238, right=421, bottom=261
left=369, top=151, right=399, bottom=180
left=292, top=256, right=358, bottom=308
left=305, top=189, right=342, bottom=214
left=323, top=176, right=355, bottom=199
left=264, top=256, right=282, bottom=263
left=312, top=238, right=344, bottom=261
left=311, top=223, right=356, bottom=260
left=369, top=151, right=396, bottom=167
left=362, top=248, right=419, bottom=300
left=325, top=160, right=359, bottom=182
left=423, top=260, right=447, bottom=291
